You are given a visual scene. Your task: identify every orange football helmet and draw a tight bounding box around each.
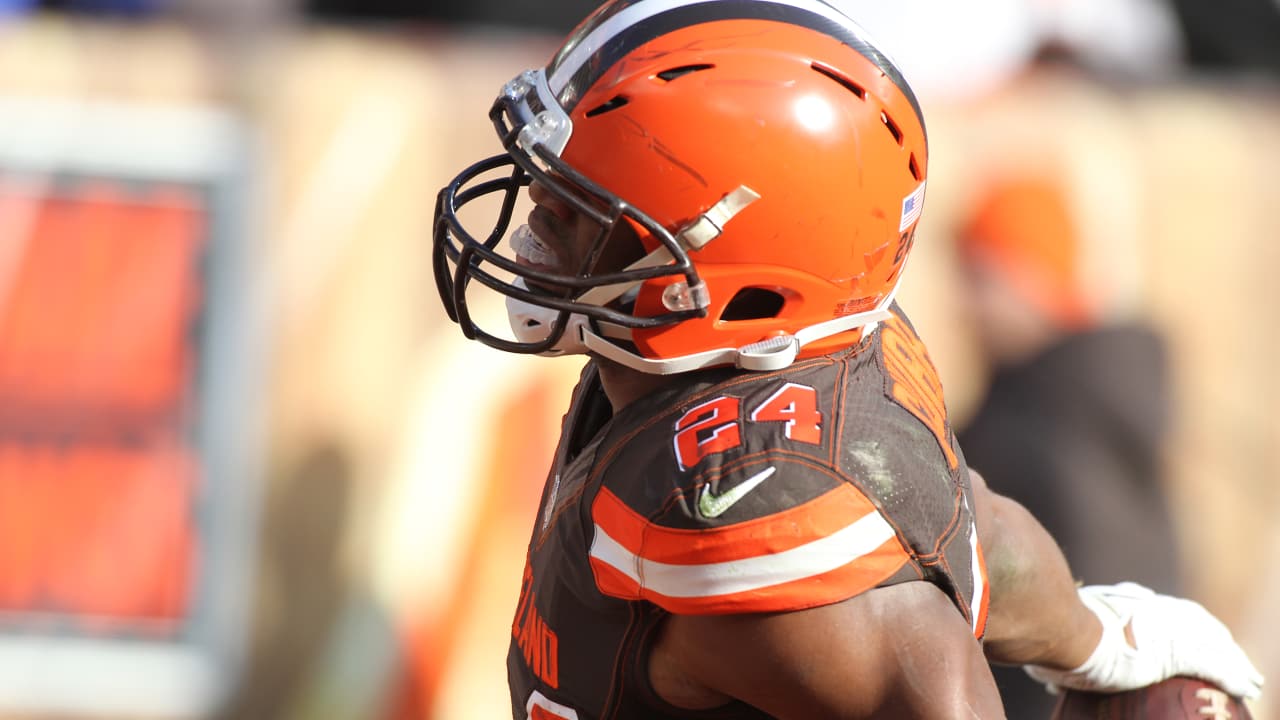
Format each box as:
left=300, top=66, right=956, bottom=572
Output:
left=434, top=0, right=928, bottom=374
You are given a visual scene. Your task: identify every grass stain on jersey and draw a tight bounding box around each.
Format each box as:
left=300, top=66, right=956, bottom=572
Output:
left=847, top=439, right=895, bottom=494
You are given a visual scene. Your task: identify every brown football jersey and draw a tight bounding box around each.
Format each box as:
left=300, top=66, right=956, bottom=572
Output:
left=509, top=306, right=988, bottom=720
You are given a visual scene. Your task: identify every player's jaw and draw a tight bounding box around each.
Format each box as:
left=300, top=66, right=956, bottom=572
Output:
left=517, top=181, right=593, bottom=296
left=518, top=180, right=647, bottom=305
left=525, top=206, right=573, bottom=270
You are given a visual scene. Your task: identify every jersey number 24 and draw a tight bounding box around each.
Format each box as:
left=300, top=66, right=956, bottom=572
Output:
left=672, top=382, right=821, bottom=471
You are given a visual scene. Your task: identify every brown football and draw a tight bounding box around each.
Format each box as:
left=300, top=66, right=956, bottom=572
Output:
left=1051, top=677, right=1253, bottom=720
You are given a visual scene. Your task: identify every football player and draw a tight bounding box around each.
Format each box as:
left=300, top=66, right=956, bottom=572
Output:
left=432, top=1, right=1263, bottom=717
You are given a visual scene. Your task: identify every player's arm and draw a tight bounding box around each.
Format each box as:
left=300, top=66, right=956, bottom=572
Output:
left=969, top=468, right=1102, bottom=669
left=970, top=469, right=1264, bottom=699
left=650, top=581, right=1007, bottom=719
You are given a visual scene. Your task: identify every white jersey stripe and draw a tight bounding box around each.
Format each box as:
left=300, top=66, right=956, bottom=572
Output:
left=547, top=0, right=874, bottom=97
left=589, top=508, right=896, bottom=599
left=968, top=516, right=985, bottom=632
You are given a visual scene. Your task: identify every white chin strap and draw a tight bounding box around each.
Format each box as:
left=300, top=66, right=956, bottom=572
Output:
left=507, top=280, right=894, bottom=374
left=580, top=298, right=893, bottom=375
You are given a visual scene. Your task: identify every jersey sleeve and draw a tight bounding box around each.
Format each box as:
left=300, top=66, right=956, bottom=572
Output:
left=587, top=456, right=913, bottom=615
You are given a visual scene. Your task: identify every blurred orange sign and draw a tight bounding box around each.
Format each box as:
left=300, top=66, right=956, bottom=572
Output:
left=0, top=179, right=204, bottom=632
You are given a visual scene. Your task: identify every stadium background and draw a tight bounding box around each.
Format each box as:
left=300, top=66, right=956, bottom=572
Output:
left=0, top=0, right=1276, bottom=718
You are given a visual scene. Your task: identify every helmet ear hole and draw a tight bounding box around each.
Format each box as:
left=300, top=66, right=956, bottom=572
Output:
left=720, top=287, right=786, bottom=321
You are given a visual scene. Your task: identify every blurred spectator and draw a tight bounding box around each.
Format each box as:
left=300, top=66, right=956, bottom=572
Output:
left=1166, top=0, right=1280, bottom=76
left=954, top=174, right=1184, bottom=718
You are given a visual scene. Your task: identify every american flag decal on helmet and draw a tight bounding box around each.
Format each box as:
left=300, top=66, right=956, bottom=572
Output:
left=899, top=181, right=926, bottom=231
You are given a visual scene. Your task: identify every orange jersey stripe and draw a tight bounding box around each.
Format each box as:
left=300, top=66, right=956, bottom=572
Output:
left=592, top=480, right=888, bottom=565
left=590, top=525, right=908, bottom=614
left=589, top=484, right=911, bottom=614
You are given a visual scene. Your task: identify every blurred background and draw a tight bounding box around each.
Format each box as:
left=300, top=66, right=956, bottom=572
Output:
left=0, top=0, right=1275, bottom=718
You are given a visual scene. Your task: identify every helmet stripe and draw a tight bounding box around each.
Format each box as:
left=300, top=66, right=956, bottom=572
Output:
left=546, top=0, right=923, bottom=130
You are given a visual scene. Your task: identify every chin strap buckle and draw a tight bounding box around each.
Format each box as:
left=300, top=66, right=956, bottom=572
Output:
left=735, top=335, right=800, bottom=371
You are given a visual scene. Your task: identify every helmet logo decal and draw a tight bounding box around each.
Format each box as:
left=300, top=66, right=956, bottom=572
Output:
left=899, top=181, right=926, bottom=232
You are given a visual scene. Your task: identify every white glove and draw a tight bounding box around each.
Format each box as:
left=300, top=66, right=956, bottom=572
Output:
left=1024, top=582, right=1264, bottom=700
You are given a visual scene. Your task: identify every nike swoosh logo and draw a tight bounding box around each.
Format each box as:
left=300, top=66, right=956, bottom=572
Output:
left=698, top=466, right=776, bottom=519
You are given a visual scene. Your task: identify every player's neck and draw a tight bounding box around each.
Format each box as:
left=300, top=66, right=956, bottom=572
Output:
left=594, top=357, right=676, bottom=414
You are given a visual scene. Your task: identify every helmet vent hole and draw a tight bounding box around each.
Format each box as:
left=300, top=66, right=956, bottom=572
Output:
left=908, top=153, right=921, bottom=180
left=810, top=62, right=865, bottom=99
left=881, top=111, right=903, bottom=145
left=720, top=288, right=786, bottom=321
left=656, top=64, right=714, bottom=82
left=585, top=95, right=629, bottom=117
